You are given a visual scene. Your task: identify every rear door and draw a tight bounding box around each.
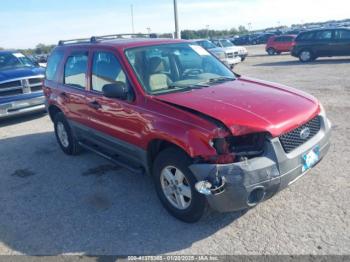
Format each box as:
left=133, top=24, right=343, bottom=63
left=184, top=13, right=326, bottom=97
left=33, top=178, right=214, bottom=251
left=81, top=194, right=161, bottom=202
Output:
left=273, top=36, right=284, bottom=51
left=58, top=50, right=90, bottom=127
left=312, top=30, right=334, bottom=56
left=333, top=29, right=350, bottom=56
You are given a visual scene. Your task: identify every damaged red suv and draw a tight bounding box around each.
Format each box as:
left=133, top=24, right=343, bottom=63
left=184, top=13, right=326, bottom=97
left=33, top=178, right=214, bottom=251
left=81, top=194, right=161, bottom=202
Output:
left=44, top=35, right=331, bottom=222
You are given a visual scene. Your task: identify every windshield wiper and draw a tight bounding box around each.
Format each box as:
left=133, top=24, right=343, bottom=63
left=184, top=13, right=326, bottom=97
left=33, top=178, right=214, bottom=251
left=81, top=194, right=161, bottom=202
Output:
left=168, top=83, right=209, bottom=90
left=207, top=76, right=235, bottom=84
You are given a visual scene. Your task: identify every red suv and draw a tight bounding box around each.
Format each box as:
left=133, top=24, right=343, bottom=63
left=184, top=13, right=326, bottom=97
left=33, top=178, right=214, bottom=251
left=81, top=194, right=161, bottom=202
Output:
left=44, top=34, right=331, bottom=222
left=266, top=35, right=297, bottom=55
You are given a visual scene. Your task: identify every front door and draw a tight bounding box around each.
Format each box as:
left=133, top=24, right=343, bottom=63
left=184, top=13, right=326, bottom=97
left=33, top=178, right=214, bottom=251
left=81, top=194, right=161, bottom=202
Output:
left=84, top=50, right=145, bottom=163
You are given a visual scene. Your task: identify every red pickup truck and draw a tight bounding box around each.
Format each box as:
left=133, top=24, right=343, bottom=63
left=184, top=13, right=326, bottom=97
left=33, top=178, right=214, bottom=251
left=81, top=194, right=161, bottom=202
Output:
left=44, top=34, right=331, bottom=222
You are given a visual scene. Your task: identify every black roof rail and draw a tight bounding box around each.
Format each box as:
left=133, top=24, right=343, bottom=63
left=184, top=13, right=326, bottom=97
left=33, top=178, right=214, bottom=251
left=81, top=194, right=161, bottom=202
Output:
left=58, top=37, right=92, bottom=46
left=58, top=33, right=159, bottom=46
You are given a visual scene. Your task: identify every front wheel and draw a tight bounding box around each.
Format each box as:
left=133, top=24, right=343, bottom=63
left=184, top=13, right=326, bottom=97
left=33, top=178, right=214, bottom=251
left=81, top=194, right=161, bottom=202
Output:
left=267, top=48, right=276, bottom=55
left=153, top=148, right=207, bottom=223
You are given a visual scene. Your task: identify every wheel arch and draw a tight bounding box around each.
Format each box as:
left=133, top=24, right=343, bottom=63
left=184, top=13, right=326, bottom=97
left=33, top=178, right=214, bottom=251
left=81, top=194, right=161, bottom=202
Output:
left=48, top=104, right=63, bottom=121
left=146, top=139, right=191, bottom=175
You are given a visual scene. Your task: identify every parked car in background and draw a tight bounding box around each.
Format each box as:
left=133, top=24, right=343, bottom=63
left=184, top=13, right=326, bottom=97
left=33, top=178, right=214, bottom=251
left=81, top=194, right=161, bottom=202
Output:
left=0, top=50, right=45, bottom=118
left=291, top=28, right=350, bottom=62
left=232, top=35, right=253, bottom=45
left=266, top=35, right=297, bottom=55
left=44, top=35, right=331, bottom=222
left=211, top=39, right=248, bottom=61
left=194, top=39, right=241, bottom=68
left=255, top=33, right=276, bottom=44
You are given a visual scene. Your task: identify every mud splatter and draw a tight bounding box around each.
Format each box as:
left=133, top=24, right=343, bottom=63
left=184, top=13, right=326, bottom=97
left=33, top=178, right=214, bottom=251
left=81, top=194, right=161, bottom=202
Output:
left=82, top=164, right=120, bottom=177
left=11, top=169, right=36, bottom=178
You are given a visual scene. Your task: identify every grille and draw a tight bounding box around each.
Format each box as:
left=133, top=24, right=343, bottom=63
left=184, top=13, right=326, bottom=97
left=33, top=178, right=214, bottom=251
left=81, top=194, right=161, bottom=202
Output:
left=28, top=78, right=42, bottom=85
left=279, top=116, right=321, bottom=153
left=0, top=89, right=23, bottom=97
left=0, top=80, right=21, bottom=89
left=227, top=52, right=234, bottom=58
left=30, top=86, right=42, bottom=92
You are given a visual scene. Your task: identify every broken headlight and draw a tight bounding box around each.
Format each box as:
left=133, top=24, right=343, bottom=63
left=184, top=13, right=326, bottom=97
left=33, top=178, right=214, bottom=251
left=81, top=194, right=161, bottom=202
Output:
left=210, top=133, right=266, bottom=163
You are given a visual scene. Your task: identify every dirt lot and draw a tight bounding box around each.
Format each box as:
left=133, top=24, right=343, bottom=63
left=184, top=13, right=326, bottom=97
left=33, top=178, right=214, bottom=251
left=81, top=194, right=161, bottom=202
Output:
left=0, top=45, right=349, bottom=255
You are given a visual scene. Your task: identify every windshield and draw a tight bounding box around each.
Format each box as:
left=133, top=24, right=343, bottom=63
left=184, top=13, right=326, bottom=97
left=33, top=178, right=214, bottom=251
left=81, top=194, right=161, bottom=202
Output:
left=0, top=52, right=36, bottom=71
left=196, top=40, right=217, bottom=49
left=125, top=43, right=236, bottom=95
left=220, top=40, right=234, bottom=47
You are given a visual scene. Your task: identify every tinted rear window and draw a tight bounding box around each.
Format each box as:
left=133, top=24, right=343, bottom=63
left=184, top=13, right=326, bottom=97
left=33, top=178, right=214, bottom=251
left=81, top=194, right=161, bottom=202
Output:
left=46, top=50, right=64, bottom=81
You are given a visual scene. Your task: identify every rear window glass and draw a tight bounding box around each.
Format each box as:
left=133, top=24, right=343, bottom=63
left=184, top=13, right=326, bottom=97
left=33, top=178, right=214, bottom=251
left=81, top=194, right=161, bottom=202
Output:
left=64, top=52, right=88, bottom=89
left=314, top=30, right=333, bottom=40
left=334, top=30, right=350, bottom=40
left=46, top=50, right=64, bottom=81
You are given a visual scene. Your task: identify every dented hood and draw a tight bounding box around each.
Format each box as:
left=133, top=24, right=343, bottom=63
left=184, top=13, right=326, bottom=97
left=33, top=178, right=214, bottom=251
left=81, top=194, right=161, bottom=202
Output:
left=156, top=77, right=320, bottom=137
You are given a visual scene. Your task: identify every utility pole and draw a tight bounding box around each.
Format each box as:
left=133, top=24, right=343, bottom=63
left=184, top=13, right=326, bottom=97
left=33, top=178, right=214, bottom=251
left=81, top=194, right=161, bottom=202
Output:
left=131, top=4, right=135, bottom=34
left=173, top=0, right=180, bottom=39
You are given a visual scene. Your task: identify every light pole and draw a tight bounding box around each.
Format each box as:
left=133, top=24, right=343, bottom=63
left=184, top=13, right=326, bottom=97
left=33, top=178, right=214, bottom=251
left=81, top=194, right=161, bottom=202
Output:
left=173, top=0, right=180, bottom=39
left=130, top=4, right=135, bottom=34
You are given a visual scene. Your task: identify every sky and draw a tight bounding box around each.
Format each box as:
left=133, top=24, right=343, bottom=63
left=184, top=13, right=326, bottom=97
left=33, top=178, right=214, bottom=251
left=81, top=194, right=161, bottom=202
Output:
left=0, top=0, right=349, bottom=49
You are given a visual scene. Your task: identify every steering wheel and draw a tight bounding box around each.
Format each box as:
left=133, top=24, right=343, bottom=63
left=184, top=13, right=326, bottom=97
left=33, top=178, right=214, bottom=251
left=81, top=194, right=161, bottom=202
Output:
left=182, top=69, right=203, bottom=78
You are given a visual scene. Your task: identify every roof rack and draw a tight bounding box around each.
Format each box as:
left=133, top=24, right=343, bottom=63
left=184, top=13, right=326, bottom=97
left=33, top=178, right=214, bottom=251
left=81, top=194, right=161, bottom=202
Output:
left=58, top=33, right=159, bottom=46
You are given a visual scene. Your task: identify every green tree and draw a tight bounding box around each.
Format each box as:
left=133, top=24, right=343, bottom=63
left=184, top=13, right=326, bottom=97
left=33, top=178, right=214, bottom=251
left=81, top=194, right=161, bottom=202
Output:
left=238, top=25, right=248, bottom=35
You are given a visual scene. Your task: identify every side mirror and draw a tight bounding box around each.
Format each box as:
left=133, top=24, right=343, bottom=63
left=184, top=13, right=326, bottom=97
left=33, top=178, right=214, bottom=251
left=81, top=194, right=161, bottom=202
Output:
left=102, top=82, right=129, bottom=100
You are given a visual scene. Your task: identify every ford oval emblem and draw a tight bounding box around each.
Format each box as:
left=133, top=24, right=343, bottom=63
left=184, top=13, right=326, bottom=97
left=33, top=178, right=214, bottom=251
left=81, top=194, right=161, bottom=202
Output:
left=300, top=127, right=311, bottom=140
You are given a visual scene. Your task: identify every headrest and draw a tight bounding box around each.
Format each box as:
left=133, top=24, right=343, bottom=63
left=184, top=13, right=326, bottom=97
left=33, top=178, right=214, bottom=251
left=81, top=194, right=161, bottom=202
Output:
left=149, top=57, right=165, bottom=74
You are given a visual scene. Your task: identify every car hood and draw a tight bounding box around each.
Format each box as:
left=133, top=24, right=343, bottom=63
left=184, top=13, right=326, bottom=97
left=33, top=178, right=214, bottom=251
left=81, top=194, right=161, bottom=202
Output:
left=222, top=46, right=246, bottom=53
left=156, top=76, right=319, bottom=137
left=0, top=67, right=45, bottom=83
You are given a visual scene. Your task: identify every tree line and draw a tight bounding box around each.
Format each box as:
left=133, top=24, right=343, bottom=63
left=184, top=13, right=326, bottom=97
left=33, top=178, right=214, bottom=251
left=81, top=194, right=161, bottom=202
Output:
left=181, top=25, right=249, bottom=39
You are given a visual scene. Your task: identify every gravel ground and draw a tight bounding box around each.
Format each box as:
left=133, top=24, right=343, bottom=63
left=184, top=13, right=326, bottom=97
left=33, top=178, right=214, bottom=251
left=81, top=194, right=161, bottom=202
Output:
left=0, top=45, right=349, bottom=256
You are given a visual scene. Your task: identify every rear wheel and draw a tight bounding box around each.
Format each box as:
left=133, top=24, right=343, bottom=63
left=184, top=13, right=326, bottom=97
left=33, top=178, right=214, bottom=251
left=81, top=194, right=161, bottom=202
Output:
left=267, top=48, right=276, bottom=55
left=299, top=50, right=313, bottom=62
left=54, top=112, right=81, bottom=155
left=153, top=148, right=206, bottom=223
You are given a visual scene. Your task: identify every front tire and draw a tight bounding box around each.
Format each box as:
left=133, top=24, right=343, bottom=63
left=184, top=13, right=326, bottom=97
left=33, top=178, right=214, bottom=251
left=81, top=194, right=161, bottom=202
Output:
left=54, top=112, right=81, bottom=155
left=153, top=148, right=206, bottom=223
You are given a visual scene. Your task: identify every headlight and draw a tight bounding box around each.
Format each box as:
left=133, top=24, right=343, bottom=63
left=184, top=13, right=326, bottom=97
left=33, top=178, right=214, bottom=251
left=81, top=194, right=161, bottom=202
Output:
left=209, top=133, right=266, bottom=164
left=319, top=102, right=326, bottom=117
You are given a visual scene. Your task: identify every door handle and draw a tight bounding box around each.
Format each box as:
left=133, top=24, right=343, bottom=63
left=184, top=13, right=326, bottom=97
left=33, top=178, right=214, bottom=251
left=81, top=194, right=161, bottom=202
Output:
left=60, top=92, right=69, bottom=101
left=88, top=100, right=102, bottom=110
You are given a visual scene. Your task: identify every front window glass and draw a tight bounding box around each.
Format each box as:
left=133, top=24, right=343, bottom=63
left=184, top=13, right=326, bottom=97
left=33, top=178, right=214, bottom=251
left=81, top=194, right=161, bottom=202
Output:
left=0, top=52, right=36, bottom=71
left=220, top=40, right=234, bottom=47
left=92, top=51, right=126, bottom=92
left=125, top=43, right=235, bottom=95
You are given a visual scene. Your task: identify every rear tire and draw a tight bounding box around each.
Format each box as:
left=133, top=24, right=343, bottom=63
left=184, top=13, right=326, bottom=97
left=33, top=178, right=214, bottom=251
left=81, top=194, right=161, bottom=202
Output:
left=54, top=112, right=81, bottom=155
left=299, top=50, right=313, bottom=62
left=153, top=148, right=207, bottom=223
